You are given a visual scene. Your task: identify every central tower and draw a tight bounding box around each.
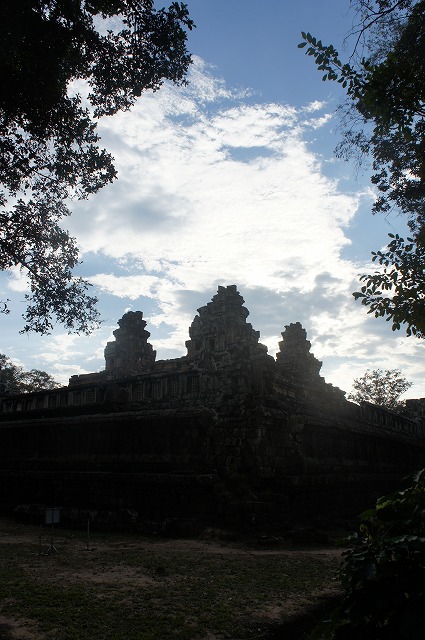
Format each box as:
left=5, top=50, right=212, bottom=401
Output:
left=185, top=285, right=268, bottom=361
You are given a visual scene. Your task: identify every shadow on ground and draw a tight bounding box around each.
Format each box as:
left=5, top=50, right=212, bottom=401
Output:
left=0, top=624, right=13, bottom=640
left=262, top=595, right=338, bottom=640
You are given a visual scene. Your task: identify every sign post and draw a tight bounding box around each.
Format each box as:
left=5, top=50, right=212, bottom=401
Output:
left=44, top=507, right=61, bottom=555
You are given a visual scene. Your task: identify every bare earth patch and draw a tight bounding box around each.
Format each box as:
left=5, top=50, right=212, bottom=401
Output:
left=0, top=616, right=41, bottom=640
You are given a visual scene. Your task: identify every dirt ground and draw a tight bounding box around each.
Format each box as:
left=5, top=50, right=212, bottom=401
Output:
left=0, top=517, right=345, bottom=640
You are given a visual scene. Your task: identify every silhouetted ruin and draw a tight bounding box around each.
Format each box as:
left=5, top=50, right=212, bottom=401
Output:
left=1, top=285, right=425, bottom=531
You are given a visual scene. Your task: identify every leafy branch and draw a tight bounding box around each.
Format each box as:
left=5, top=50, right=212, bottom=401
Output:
left=353, top=233, right=425, bottom=337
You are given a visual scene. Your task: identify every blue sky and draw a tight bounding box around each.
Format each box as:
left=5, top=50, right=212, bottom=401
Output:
left=1, top=0, right=423, bottom=398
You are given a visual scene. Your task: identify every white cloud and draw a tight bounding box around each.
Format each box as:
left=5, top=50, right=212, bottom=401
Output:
left=302, top=100, right=327, bottom=113
left=6, top=266, right=29, bottom=293
left=90, top=274, right=163, bottom=300
left=37, top=334, right=83, bottom=363
left=68, top=62, right=359, bottom=302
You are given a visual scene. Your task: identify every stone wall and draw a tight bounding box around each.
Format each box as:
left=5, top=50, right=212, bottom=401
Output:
left=2, top=402, right=424, bottom=528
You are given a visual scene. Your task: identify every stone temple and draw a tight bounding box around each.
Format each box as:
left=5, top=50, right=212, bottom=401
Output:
left=1, top=285, right=425, bottom=531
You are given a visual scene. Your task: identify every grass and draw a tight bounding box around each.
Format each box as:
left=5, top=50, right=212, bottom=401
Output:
left=0, top=519, right=342, bottom=640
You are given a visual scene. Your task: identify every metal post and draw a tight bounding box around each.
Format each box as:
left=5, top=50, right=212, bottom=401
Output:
left=84, top=519, right=94, bottom=551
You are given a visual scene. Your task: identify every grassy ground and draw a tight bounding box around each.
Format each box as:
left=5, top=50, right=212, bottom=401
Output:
left=0, top=518, right=343, bottom=640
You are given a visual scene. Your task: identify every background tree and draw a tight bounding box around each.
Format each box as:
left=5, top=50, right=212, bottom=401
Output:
left=348, top=368, right=412, bottom=409
left=0, top=0, right=194, bottom=334
left=0, top=354, right=59, bottom=394
left=299, top=1, right=425, bottom=337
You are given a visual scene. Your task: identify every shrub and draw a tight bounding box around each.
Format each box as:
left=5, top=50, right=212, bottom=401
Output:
left=313, top=469, right=425, bottom=639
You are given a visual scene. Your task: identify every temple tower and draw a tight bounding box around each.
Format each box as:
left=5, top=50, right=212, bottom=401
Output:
left=185, top=285, right=268, bottom=362
left=104, top=311, right=156, bottom=375
left=185, top=285, right=273, bottom=395
left=276, top=322, right=322, bottom=382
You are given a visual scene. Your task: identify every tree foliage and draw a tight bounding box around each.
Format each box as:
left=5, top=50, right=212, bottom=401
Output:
left=0, top=353, right=60, bottom=394
left=353, top=233, right=425, bottom=337
left=0, top=0, right=193, bottom=334
left=312, top=469, right=425, bottom=640
left=348, top=368, right=412, bottom=408
left=299, top=1, right=425, bottom=337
